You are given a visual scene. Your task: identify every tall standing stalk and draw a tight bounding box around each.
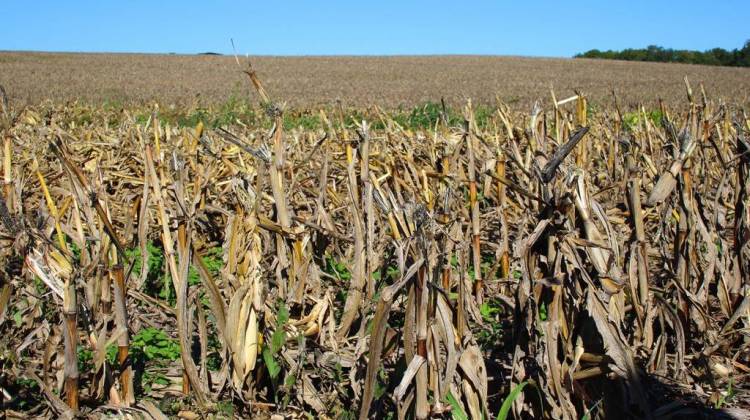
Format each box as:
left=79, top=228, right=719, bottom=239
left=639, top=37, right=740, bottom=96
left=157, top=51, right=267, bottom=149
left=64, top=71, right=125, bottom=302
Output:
left=144, top=144, right=207, bottom=405
left=243, top=65, right=303, bottom=301
left=414, top=255, right=429, bottom=420
left=1, top=85, right=12, bottom=210
left=100, top=264, right=112, bottom=316
left=112, top=265, right=134, bottom=405
left=575, top=93, right=588, bottom=167
left=734, top=130, right=749, bottom=291
left=495, top=149, right=509, bottom=279
left=627, top=177, right=652, bottom=346
left=675, top=158, right=693, bottom=333
left=3, top=135, right=12, bottom=211
left=36, top=162, right=67, bottom=251
left=62, top=279, right=79, bottom=411
left=337, top=155, right=366, bottom=339
left=359, top=123, right=375, bottom=299
left=465, top=118, right=482, bottom=301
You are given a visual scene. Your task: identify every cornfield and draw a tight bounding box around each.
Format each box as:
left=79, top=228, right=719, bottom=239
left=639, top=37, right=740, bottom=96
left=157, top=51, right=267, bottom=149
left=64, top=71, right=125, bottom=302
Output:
left=0, top=63, right=749, bottom=419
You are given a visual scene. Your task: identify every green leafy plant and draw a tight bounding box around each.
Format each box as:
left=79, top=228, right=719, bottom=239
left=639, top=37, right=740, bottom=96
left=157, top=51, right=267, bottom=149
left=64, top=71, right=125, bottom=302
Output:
left=102, top=327, right=181, bottom=395
left=715, top=378, right=735, bottom=409
left=142, top=371, right=170, bottom=393
left=105, top=327, right=180, bottom=364
left=581, top=399, right=602, bottom=420
left=262, top=300, right=289, bottom=380
left=215, top=400, right=235, bottom=418
left=497, top=381, right=529, bottom=420
left=9, top=378, right=41, bottom=410
left=126, top=243, right=224, bottom=306
left=189, top=246, right=223, bottom=287
left=445, top=391, right=469, bottom=420
left=622, top=109, right=663, bottom=131
left=324, top=255, right=352, bottom=281
left=284, top=112, right=321, bottom=130
left=77, top=346, right=94, bottom=371
left=132, top=327, right=181, bottom=361
left=125, top=242, right=166, bottom=298
left=66, top=236, right=82, bottom=261
left=477, top=297, right=506, bottom=350
left=372, top=264, right=399, bottom=283
left=539, top=302, right=548, bottom=322
left=480, top=301, right=501, bottom=321
left=473, top=104, right=495, bottom=128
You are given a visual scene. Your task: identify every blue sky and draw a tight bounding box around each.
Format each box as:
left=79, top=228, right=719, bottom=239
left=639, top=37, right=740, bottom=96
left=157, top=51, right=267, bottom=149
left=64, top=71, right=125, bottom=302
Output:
left=2, top=1, right=748, bottom=56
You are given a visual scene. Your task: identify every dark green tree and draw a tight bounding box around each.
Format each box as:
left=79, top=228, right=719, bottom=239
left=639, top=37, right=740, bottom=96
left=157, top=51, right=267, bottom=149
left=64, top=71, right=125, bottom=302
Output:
left=575, top=40, right=750, bottom=67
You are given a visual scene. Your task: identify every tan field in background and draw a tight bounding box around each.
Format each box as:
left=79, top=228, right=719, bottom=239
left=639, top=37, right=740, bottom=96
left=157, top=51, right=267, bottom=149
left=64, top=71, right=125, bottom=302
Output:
left=2, top=51, right=750, bottom=108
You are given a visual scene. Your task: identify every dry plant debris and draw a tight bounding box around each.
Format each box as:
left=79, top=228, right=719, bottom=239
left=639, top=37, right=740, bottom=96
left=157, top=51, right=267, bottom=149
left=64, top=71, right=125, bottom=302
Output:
left=0, top=64, right=749, bottom=420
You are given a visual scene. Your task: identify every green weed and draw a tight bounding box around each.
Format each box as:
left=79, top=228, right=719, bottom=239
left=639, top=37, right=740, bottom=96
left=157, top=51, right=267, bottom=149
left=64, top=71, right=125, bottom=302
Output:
left=715, top=378, right=735, bottom=409
left=262, top=300, right=289, bottom=380
left=125, top=242, right=166, bottom=298
left=445, top=391, right=469, bottom=420
left=622, top=109, right=664, bottom=131
left=324, top=255, right=352, bottom=281
left=497, top=381, right=529, bottom=420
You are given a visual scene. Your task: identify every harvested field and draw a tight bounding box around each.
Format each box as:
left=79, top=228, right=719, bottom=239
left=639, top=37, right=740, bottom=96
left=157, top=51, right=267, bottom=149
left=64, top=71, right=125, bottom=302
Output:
left=1, top=51, right=750, bottom=108
left=0, top=59, right=749, bottom=420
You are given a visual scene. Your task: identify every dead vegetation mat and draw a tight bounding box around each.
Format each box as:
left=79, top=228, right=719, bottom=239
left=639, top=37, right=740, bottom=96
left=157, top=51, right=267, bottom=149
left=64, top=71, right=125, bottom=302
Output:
left=0, top=68, right=749, bottom=419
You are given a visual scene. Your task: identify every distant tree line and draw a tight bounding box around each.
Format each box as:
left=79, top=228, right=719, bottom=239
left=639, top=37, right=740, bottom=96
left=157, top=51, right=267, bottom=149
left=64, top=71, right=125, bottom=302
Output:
left=575, top=41, right=750, bottom=67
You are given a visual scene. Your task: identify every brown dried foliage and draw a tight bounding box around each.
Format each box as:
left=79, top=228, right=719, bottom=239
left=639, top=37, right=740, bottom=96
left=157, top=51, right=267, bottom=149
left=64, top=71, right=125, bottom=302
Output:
left=0, top=64, right=749, bottom=420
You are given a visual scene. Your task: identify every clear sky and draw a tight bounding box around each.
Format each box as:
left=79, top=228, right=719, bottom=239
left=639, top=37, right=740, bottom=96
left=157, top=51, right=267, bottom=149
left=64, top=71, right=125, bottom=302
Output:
left=2, top=1, right=748, bottom=57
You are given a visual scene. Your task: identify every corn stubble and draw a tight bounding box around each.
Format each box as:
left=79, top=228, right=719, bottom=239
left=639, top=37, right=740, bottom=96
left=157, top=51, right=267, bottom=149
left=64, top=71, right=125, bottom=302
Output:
left=0, top=66, right=749, bottom=420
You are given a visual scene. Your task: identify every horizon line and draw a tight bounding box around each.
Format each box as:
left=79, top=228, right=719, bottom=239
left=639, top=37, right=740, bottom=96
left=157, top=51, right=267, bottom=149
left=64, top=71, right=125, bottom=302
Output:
left=0, top=48, right=574, bottom=59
